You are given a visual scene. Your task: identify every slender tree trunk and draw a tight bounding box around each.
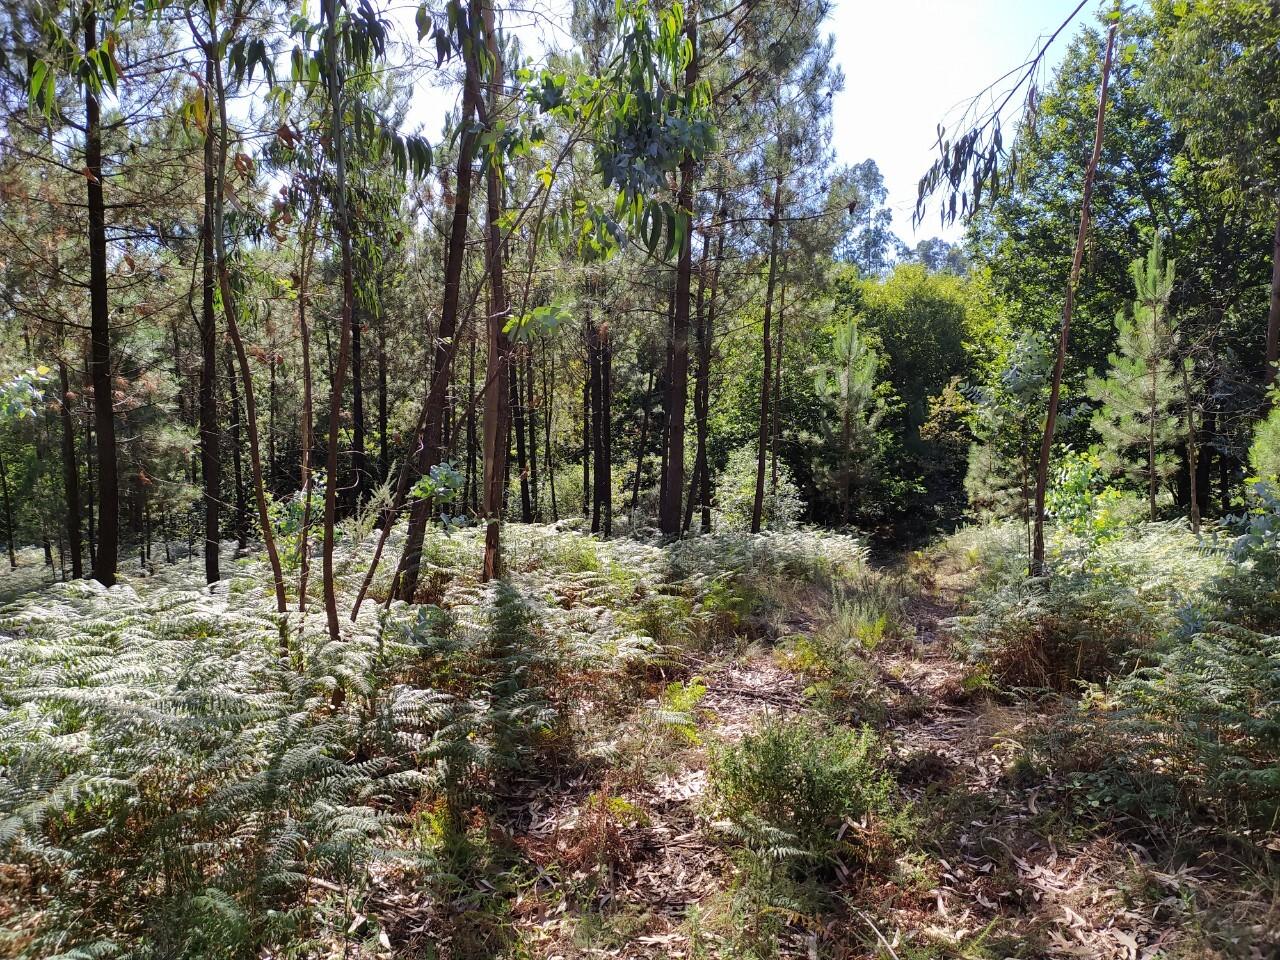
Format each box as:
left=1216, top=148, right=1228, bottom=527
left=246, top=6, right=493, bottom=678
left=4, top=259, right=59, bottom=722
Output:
left=479, top=0, right=511, bottom=581
left=0, top=444, right=15, bottom=569
left=544, top=345, right=558, bottom=521
left=526, top=349, right=539, bottom=520
left=632, top=365, right=655, bottom=514
left=771, top=280, right=787, bottom=492
left=512, top=351, right=532, bottom=522
left=198, top=59, right=221, bottom=584
left=751, top=175, right=784, bottom=534
left=268, top=355, right=278, bottom=494
left=392, top=50, right=479, bottom=600
left=58, top=360, right=83, bottom=579
left=582, top=318, right=592, bottom=518
left=318, top=0, right=361, bottom=641
left=84, top=379, right=96, bottom=569
left=590, top=322, right=602, bottom=533
left=351, top=301, right=366, bottom=506
left=659, top=10, right=698, bottom=534
left=224, top=345, right=247, bottom=552
left=591, top=321, right=613, bottom=535
left=378, top=318, right=388, bottom=482
left=1181, top=358, right=1200, bottom=534
left=205, top=29, right=288, bottom=616
left=1267, top=203, right=1280, bottom=387
left=467, top=333, right=477, bottom=510
left=298, top=217, right=316, bottom=611
left=684, top=230, right=712, bottom=533
left=1031, top=22, right=1116, bottom=575
left=84, top=6, right=118, bottom=587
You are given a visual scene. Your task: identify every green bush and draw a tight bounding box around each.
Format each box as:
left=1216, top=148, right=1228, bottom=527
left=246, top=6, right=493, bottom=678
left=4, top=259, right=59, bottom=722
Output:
left=945, top=522, right=1224, bottom=689
left=706, top=718, right=893, bottom=871
left=716, top=445, right=805, bottom=531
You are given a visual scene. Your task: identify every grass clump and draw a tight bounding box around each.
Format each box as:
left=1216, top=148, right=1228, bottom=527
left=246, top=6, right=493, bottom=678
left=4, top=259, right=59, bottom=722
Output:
left=706, top=717, right=898, bottom=873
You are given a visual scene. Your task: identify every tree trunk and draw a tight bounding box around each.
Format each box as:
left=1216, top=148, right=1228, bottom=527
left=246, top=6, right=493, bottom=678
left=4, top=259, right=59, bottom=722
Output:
left=632, top=365, right=655, bottom=515
left=58, top=360, right=83, bottom=579
left=659, top=10, right=698, bottom=534
left=684, top=229, right=712, bottom=533
left=526, top=348, right=539, bottom=520
left=1267, top=203, right=1280, bottom=387
left=0, top=443, right=15, bottom=569
left=544, top=345, right=558, bottom=521
left=1181, top=357, right=1200, bottom=534
left=1031, top=23, right=1116, bottom=575
left=378, top=317, right=388, bottom=483
left=591, top=320, right=613, bottom=536
left=351, top=301, right=366, bottom=506
left=298, top=213, right=316, bottom=611
left=771, top=280, right=787, bottom=492
left=479, top=0, right=511, bottom=582
left=392, top=47, right=479, bottom=601
left=84, top=6, right=119, bottom=587
left=582, top=318, right=592, bottom=518
left=198, top=57, right=221, bottom=585
left=751, top=175, right=783, bottom=534
left=512, top=350, right=532, bottom=522
left=224, top=345, right=247, bottom=552
left=316, top=0, right=362, bottom=642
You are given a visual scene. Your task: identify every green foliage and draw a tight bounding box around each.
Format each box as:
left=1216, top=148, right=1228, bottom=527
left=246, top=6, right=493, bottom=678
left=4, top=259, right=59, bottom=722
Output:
left=965, top=331, right=1051, bottom=525
left=706, top=718, right=894, bottom=871
left=945, top=520, right=1226, bottom=689
left=1044, top=449, right=1135, bottom=545
left=1085, top=237, right=1187, bottom=517
left=1249, top=399, right=1280, bottom=481
left=716, top=446, right=804, bottom=531
left=0, top=581, right=427, bottom=958
left=808, top=319, right=887, bottom=524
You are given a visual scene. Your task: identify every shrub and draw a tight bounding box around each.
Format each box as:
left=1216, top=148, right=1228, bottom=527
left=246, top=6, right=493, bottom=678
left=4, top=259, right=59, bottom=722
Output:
left=716, top=445, right=805, bottom=531
left=945, top=522, right=1225, bottom=689
left=706, top=718, right=894, bottom=871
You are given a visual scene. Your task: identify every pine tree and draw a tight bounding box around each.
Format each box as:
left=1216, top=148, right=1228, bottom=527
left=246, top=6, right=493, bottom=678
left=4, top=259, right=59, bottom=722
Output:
left=1086, top=236, right=1184, bottom=519
left=811, top=320, right=885, bottom=525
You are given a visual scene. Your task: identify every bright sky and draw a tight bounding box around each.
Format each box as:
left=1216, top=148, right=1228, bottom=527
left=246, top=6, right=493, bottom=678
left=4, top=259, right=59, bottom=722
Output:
left=832, top=0, right=1095, bottom=244
left=394, top=0, right=1098, bottom=245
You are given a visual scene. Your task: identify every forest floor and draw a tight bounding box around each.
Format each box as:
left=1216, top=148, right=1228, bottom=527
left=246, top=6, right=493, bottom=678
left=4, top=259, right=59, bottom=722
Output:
left=2, top=524, right=1277, bottom=959
left=349, top=530, right=1276, bottom=960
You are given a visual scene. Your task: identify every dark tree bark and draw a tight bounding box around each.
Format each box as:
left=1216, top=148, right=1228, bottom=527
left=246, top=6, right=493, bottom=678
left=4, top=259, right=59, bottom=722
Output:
left=479, top=0, right=511, bottom=582
left=392, top=46, right=479, bottom=601
left=512, top=350, right=532, bottom=522
left=632, top=365, right=655, bottom=515
left=350, top=301, right=366, bottom=506
left=751, top=175, right=783, bottom=534
left=84, top=6, right=119, bottom=587
left=198, top=59, right=221, bottom=584
left=378, top=316, right=388, bottom=482
left=224, top=345, right=247, bottom=552
left=1267, top=204, right=1280, bottom=387
left=58, top=359, right=83, bottom=579
left=582, top=317, right=592, bottom=518
left=0, top=443, right=15, bottom=569
left=543, top=345, right=558, bottom=521
left=526, top=348, right=539, bottom=520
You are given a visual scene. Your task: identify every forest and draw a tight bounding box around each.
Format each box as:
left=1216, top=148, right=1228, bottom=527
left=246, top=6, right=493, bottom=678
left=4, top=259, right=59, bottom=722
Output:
left=1, top=0, right=1279, bottom=956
